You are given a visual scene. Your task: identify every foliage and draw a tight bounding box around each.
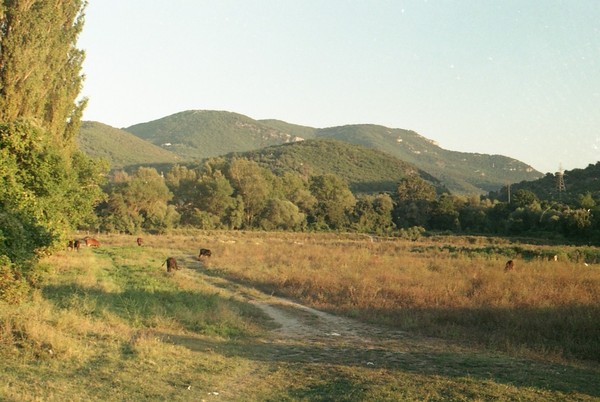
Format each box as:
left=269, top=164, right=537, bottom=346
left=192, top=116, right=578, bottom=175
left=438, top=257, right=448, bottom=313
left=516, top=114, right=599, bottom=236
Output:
left=258, top=199, right=305, bottom=231
left=0, top=0, right=87, bottom=146
left=0, top=121, right=105, bottom=255
left=241, top=139, right=441, bottom=194
left=113, top=110, right=542, bottom=194
left=352, top=193, right=396, bottom=235
left=124, top=110, right=297, bottom=161
left=78, top=121, right=179, bottom=170
left=0, top=1, right=108, bottom=303
left=492, top=162, right=600, bottom=205
left=309, top=174, right=356, bottom=230
left=226, top=158, right=272, bottom=227
left=98, top=168, right=178, bottom=234
left=0, top=256, right=29, bottom=304
left=88, top=151, right=600, bottom=245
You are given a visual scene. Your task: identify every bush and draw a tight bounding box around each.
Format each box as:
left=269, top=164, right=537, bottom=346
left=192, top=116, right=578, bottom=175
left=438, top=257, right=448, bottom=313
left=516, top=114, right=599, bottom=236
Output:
left=0, top=257, right=30, bottom=304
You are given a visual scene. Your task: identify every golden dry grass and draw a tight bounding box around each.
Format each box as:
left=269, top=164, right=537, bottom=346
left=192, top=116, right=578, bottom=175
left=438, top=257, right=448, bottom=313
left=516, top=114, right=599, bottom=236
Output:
left=1, top=231, right=599, bottom=401
left=186, top=231, right=600, bottom=363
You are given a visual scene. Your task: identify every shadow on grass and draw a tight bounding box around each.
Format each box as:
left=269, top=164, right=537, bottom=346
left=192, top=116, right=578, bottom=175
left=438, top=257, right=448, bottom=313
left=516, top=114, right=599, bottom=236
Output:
left=41, top=282, right=268, bottom=340
left=39, top=264, right=600, bottom=399
left=163, top=330, right=600, bottom=398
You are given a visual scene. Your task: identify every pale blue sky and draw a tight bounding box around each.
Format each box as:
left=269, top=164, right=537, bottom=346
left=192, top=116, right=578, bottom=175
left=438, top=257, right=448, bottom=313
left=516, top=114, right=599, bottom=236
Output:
left=79, top=1, right=600, bottom=174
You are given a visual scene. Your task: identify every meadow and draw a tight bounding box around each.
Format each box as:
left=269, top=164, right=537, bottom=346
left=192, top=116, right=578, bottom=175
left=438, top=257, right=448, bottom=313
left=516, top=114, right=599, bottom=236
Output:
left=1, top=231, right=599, bottom=401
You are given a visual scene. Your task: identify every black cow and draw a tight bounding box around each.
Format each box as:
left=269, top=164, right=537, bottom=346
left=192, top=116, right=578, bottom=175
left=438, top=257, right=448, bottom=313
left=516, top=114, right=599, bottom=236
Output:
left=504, top=260, right=515, bottom=272
left=67, top=240, right=74, bottom=251
left=74, top=240, right=81, bottom=251
left=164, top=257, right=178, bottom=272
left=199, top=248, right=212, bottom=258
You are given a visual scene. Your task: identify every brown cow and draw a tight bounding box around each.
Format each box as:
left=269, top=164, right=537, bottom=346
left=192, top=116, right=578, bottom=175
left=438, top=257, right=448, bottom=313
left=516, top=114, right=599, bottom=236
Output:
left=136, top=237, right=143, bottom=246
left=504, top=260, right=515, bottom=272
left=163, top=257, right=178, bottom=272
left=85, top=237, right=100, bottom=247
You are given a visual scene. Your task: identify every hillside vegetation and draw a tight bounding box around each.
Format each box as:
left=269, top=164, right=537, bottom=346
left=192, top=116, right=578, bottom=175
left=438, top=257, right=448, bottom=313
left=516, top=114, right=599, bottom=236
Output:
left=101, top=109, right=544, bottom=194
left=125, top=110, right=302, bottom=162
left=78, top=121, right=180, bottom=169
left=316, top=124, right=541, bottom=194
left=237, top=139, right=446, bottom=194
left=491, top=162, right=600, bottom=204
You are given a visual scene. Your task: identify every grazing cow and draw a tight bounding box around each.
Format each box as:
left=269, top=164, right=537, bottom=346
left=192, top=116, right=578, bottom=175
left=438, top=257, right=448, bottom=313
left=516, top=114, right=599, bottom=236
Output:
left=504, top=260, right=515, bottom=272
left=136, top=237, right=143, bottom=246
left=85, top=237, right=100, bottom=247
left=74, top=240, right=81, bottom=251
left=199, top=248, right=212, bottom=258
left=163, top=257, right=178, bottom=272
left=67, top=240, right=74, bottom=251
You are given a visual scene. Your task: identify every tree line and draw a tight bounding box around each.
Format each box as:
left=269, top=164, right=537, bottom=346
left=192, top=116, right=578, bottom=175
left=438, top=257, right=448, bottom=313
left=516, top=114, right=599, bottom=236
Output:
left=94, top=160, right=600, bottom=245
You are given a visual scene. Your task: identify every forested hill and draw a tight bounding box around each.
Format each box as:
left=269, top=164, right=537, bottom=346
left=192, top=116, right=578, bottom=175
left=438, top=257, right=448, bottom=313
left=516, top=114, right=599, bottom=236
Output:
left=489, top=162, right=600, bottom=204
left=78, top=121, right=180, bottom=169
left=124, top=110, right=303, bottom=162
left=232, top=139, right=447, bottom=195
left=312, top=124, right=541, bottom=194
left=83, top=109, right=542, bottom=194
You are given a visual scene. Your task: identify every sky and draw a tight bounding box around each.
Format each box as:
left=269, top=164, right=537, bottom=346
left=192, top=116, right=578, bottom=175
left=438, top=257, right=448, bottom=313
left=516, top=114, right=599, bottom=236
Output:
left=78, top=1, right=600, bottom=174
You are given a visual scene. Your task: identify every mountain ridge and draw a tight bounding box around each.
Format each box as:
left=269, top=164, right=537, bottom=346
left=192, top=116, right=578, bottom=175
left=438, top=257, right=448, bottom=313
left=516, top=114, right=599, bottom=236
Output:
left=79, top=110, right=543, bottom=194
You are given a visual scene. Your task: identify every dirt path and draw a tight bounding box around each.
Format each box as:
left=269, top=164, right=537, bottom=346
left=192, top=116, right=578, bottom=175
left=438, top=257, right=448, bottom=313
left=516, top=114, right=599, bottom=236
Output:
left=187, top=261, right=464, bottom=370
left=163, top=258, right=600, bottom=400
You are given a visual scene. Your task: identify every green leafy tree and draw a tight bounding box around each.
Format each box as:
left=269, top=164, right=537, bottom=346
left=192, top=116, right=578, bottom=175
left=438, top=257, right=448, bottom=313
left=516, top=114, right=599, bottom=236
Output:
left=393, top=176, right=436, bottom=228
left=353, top=193, right=395, bottom=235
left=276, top=172, right=317, bottom=216
left=196, top=171, right=236, bottom=220
left=226, top=158, right=272, bottom=227
left=165, top=165, right=199, bottom=223
left=259, top=199, right=306, bottom=231
left=430, top=194, right=460, bottom=231
left=100, top=168, right=178, bottom=233
left=579, top=192, right=596, bottom=210
left=562, top=208, right=592, bottom=236
left=0, top=1, right=87, bottom=147
left=309, top=174, right=356, bottom=230
left=511, top=189, right=539, bottom=209
left=0, top=2, right=107, bottom=301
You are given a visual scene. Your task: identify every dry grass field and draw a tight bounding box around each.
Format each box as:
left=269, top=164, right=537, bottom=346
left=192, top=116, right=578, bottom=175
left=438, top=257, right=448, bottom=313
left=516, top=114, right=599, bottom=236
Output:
left=201, top=231, right=600, bottom=362
left=1, top=230, right=599, bottom=401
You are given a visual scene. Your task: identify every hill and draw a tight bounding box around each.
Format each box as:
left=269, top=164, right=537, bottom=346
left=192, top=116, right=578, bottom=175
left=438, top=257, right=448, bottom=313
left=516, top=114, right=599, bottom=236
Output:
left=78, top=121, right=180, bottom=169
left=124, top=110, right=303, bottom=162
left=314, top=124, right=541, bottom=194
left=234, top=139, right=446, bottom=194
left=86, top=109, right=543, bottom=194
left=489, top=161, right=600, bottom=203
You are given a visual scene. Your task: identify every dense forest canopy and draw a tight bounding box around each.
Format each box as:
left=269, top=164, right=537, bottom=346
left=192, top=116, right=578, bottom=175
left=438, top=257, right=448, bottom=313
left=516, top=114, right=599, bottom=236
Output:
left=93, top=157, right=600, bottom=246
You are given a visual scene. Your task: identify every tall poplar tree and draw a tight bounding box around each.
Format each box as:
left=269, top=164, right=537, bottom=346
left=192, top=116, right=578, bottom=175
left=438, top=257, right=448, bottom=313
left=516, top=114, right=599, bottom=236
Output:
left=0, top=0, right=105, bottom=296
left=0, top=1, right=87, bottom=149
